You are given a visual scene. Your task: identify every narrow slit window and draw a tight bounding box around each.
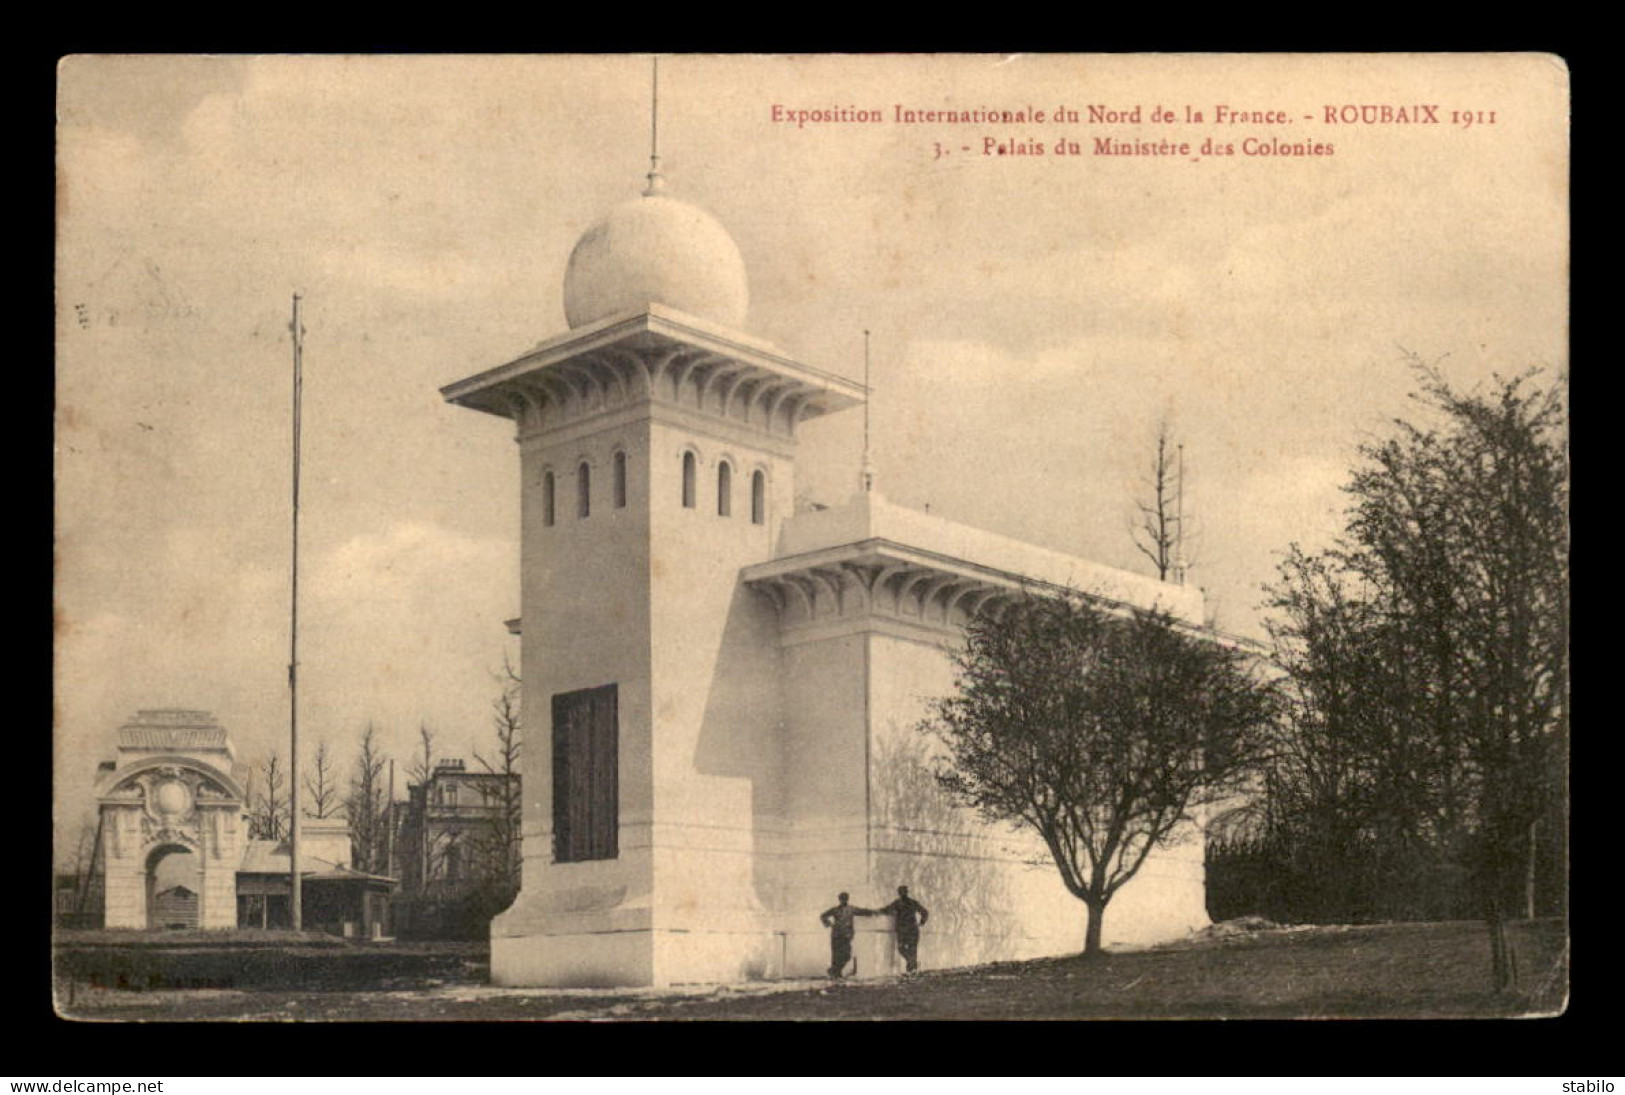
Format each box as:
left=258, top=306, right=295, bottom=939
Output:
left=542, top=472, right=556, bottom=527
left=613, top=451, right=627, bottom=509
left=682, top=452, right=696, bottom=509
left=752, top=471, right=766, bottom=525
left=578, top=461, right=591, bottom=519
left=717, top=461, right=732, bottom=517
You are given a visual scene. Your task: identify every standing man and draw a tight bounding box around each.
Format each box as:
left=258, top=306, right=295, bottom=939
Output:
left=819, top=892, right=876, bottom=979
left=879, top=885, right=931, bottom=973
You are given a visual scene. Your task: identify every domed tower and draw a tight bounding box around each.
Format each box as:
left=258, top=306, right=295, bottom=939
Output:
left=442, top=120, right=862, bottom=986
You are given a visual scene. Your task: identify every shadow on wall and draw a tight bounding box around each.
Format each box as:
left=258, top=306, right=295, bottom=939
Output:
left=871, top=728, right=1024, bottom=965
left=690, top=582, right=787, bottom=914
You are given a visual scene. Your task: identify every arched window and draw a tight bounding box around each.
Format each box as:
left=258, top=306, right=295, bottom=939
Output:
left=682, top=452, right=696, bottom=509
left=542, top=472, right=556, bottom=527
left=578, top=461, right=591, bottom=518
left=752, top=470, right=766, bottom=525
left=613, top=450, right=627, bottom=509
left=717, top=461, right=732, bottom=517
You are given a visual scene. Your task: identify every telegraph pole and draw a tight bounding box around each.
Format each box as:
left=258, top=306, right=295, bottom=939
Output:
left=387, top=758, right=396, bottom=877
left=289, top=292, right=304, bottom=931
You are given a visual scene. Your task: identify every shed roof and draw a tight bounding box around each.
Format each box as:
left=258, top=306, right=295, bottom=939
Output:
left=238, top=840, right=396, bottom=883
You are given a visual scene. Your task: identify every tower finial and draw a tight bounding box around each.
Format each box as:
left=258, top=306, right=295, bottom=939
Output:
left=644, top=55, right=666, bottom=196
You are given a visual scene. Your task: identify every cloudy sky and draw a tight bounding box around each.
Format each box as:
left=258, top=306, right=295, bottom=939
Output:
left=54, top=54, right=1567, bottom=855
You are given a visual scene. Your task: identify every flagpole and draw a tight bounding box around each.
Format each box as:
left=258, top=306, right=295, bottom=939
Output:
left=289, top=292, right=304, bottom=932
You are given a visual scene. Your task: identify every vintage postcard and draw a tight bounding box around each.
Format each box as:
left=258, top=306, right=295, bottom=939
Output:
left=54, top=53, right=1568, bottom=1021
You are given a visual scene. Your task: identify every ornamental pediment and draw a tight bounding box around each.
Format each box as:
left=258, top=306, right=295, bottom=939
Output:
left=102, top=758, right=243, bottom=810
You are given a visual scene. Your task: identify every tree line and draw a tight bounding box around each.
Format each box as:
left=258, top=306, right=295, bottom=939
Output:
left=241, top=665, right=523, bottom=931
left=919, top=358, right=1566, bottom=992
left=1245, top=361, right=1566, bottom=988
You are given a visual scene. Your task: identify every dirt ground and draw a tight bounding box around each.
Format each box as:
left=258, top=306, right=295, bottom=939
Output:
left=56, top=919, right=1566, bottom=1022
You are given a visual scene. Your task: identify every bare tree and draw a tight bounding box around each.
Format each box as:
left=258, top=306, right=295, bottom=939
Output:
left=1131, top=417, right=1192, bottom=584
left=302, top=739, right=340, bottom=819
left=922, top=591, right=1275, bottom=955
left=67, top=815, right=97, bottom=878
left=248, top=750, right=291, bottom=841
left=401, top=723, right=448, bottom=897
left=65, top=815, right=102, bottom=918
left=473, top=660, right=523, bottom=893
left=408, top=723, right=437, bottom=788
left=242, top=764, right=258, bottom=833
left=345, top=724, right=389, bottom=873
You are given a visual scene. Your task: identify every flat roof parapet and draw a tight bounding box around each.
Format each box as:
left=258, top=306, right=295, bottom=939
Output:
left=115, top=709, right=234, bottom=758
left=768, top=490, right=1207, bottom=623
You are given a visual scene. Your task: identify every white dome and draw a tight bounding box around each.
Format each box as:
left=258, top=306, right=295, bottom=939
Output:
left=563, top=194, right=749, bottom=329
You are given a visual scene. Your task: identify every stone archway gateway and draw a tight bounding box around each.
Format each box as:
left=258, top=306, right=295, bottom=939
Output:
left=96, top=710, right=247, bottom=930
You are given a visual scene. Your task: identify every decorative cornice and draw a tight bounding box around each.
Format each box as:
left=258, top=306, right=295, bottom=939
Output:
left=744, top=543, right=1023, bottom=639
left=745, top=538, right=1253, bottom=651
left=442, top=306, right=864, bottom=445
left=516, top=396, right=800, bottom=463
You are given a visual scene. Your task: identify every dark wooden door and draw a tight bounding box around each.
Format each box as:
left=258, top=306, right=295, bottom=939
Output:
left=552, top=684, right=618, bottom=862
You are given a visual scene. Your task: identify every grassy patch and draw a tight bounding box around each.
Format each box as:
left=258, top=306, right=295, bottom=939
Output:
left=55, top=933, right=486, bottom=994
left=55, top=928, right=349, bottom=949
left=56, top=919, right=1566, bottom=1021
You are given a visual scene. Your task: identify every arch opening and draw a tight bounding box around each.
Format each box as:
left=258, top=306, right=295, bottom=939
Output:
left=146, top=844, right=199, bottom=931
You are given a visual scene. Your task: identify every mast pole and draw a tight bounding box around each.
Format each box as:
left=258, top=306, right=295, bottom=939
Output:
left=289, top=292, right=304, bottom=931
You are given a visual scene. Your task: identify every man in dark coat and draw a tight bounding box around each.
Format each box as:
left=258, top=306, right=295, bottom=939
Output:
left=819, top=892, right=876, bottom=978
left=878, top=885, right=931, bottom=973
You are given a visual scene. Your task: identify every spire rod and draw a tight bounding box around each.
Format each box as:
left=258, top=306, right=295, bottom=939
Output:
left=1175, top=441, right=1187, bottom=585
left=644, top=55, right=665, bottom=195
left=862, top=329, right=874, bottom=494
